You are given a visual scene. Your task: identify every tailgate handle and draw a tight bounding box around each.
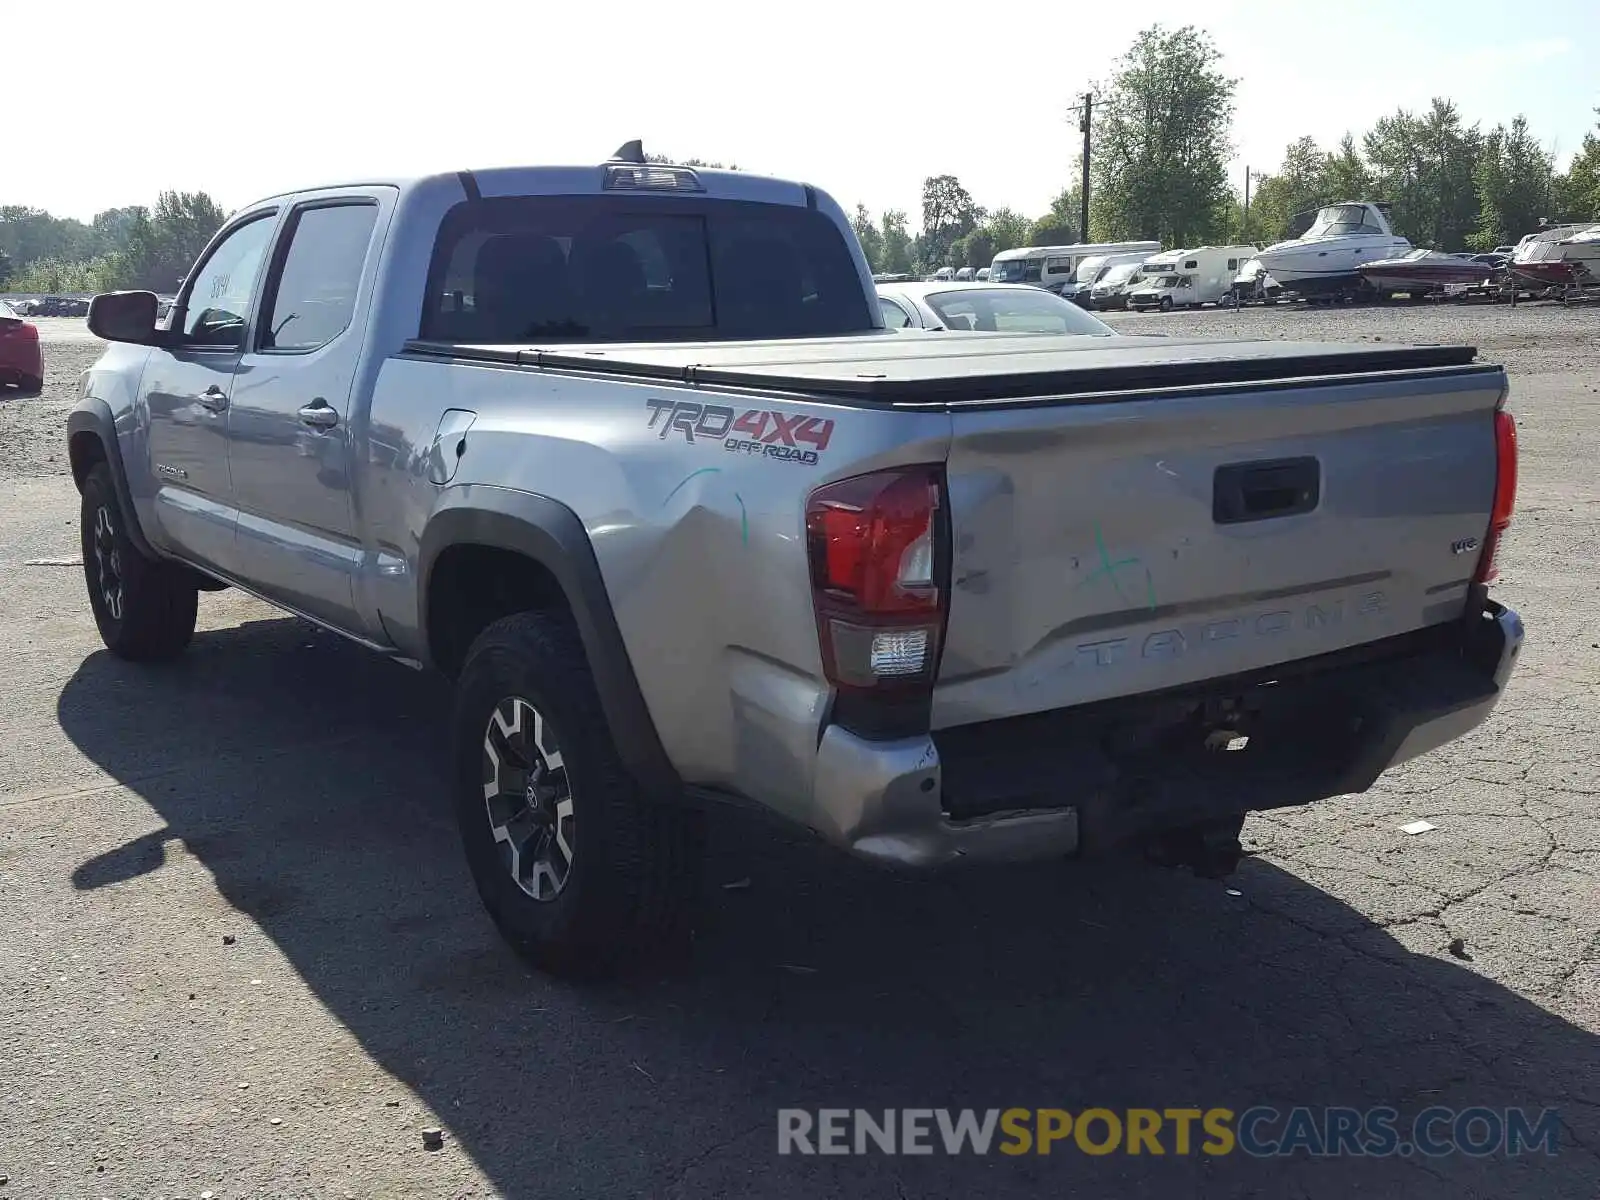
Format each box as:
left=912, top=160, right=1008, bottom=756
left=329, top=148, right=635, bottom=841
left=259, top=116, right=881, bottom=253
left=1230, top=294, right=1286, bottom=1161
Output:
left=1213, top=457, right=1320, bottom=524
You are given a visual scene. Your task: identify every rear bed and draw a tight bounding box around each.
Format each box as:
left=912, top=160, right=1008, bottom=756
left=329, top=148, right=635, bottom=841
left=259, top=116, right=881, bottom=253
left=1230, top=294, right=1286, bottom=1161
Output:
left=410, top=328, right=1503, bottom=732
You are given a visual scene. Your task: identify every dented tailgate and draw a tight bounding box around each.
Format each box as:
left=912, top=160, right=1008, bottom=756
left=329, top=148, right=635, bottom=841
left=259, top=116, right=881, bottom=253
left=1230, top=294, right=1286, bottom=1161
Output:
left=933, top=365, right=1508, bottom=729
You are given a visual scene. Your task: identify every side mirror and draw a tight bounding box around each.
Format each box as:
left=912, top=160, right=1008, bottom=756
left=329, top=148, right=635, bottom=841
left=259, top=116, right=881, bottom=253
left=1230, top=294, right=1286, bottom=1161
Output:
left=88, top=290, right=161, bottom=345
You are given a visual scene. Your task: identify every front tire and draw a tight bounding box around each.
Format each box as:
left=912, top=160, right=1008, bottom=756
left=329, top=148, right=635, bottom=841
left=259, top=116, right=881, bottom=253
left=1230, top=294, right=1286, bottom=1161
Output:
left=1159, top=297, right=1173, bottom=312
left=452, top=612, right=702, bottom=976
left=80, top=464, right=198, bottom=661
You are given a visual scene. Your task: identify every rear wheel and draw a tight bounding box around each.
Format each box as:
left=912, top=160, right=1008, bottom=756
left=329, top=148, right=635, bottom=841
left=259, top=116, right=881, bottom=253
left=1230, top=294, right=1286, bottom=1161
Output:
left=80, top=463, right=198, bottom=661
left=452, top=612, right=702, bottom=976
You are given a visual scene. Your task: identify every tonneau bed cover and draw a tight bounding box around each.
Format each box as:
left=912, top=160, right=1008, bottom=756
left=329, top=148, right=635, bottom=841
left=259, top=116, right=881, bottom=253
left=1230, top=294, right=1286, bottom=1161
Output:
left=404, top=330, right=1487, bottom=408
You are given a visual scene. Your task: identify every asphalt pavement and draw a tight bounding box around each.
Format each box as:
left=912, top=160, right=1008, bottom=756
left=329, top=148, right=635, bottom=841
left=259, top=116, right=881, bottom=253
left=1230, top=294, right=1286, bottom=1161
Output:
left=0, top=308, right=1596, bottom=1198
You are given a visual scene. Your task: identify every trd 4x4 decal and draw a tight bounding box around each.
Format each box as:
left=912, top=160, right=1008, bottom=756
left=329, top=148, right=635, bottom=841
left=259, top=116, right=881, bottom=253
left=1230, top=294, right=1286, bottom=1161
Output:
left=644, top=400, right=834, bottom=466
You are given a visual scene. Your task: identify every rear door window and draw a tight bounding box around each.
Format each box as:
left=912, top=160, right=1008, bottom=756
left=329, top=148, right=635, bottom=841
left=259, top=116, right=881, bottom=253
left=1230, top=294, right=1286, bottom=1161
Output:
left=421, top=195, right=871, bottom=343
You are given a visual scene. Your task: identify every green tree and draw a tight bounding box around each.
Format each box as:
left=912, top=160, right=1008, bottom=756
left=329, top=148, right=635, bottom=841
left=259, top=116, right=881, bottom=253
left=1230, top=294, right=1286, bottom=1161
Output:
left=1245, top=136, right=1329, bottom=242
left=0, top=206, right=95, bottom=272
left=980, top=207, right=1032, bottom=254
left=919, top=175, right=978, bottom=267
left=119, top=191, right=228, bottom=291
left=852, top=203, right=884, bottom=271
left=1088, top=24, right=1237, bottom=245
left=1321, top=133, right=1371, bottom=202
left=1364, top=99, right=1480, bottom=248
left=878, top=210, right=914, bottom=275
left=7, top=254, right=124, bottom=293
left=962, top=230, right=995, bottom=270
left=91, top=206, right=147, bottom=258
left=1470, top=116, right=1554, bottom=249
left=1553, top=110, right=1600, bottom=222
left=1028, top=188, right=1079, bottom=246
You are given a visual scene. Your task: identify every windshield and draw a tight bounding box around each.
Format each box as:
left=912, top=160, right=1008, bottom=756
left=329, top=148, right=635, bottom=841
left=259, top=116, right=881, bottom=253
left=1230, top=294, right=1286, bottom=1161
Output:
left=1074, top=257, right=1107, bottom=284
left=990, top=257, right=1040, bottom=283
left=421, top=194, right=872, bottom=342
left=1153, top=275, right=1181, bottom=287
left=1304, top=204, right=1384, bottom=238
left=924, top=288, right=1111, bottom=335
left=1098, top=264, right=1137, bottom=287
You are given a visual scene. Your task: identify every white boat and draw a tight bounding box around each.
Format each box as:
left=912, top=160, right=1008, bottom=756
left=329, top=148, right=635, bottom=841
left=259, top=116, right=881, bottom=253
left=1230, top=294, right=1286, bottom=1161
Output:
left=1252, top=202, right=1412, bottom=297
left=1510, top=224, right=1600, bottom=289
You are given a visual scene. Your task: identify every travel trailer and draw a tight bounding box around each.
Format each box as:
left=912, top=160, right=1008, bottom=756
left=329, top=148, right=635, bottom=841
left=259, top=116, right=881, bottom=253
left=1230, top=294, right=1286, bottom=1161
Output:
left=989, top=241, right=1161, bottom=291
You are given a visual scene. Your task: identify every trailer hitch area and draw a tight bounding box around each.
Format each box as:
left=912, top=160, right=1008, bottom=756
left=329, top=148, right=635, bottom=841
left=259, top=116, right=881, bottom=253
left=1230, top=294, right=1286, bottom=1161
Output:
left=1138, top=816, right=1247, bottom=879
left=1136, top=705, right=1251, bottom=877
left=1203, top=728, right=1249, bottom=752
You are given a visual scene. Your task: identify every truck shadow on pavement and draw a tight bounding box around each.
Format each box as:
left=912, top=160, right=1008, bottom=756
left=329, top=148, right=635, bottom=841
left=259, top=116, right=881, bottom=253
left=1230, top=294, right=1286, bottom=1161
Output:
left=58, top=615, right=1599, bottom=1199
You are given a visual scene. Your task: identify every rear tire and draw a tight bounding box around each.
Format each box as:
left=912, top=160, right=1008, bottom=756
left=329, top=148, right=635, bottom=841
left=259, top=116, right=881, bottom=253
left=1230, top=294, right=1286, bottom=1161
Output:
left=1141, top=814, right=1247, bottom=878
left=80, top=463, right=198, bottom=661
left=452, top=611, right=702, bottom=977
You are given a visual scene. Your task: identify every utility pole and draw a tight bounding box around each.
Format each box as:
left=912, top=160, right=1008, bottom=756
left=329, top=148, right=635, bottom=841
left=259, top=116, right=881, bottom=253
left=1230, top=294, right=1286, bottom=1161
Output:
left=1077, top=92, right=1093, bottom=241
left=1243, top=165, right=1252, bottom=242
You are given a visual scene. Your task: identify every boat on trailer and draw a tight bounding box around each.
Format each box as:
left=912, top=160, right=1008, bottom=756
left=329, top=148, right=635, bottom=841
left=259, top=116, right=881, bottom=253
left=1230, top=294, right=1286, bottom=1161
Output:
left=1253, top=202, right=1412, bottom=299
left=1358, top=248, right=1500, bottom=294
left=1509, top=225, right=1600, bottom=290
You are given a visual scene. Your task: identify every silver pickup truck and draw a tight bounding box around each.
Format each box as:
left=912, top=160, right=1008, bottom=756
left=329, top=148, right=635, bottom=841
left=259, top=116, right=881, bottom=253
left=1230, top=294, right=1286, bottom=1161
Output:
left=69, top=148, right=1523, bottom=974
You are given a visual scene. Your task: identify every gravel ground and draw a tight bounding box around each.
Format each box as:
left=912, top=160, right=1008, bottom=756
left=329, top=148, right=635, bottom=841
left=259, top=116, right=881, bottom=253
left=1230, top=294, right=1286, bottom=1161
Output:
left=0, top=319, right=103, bottom=479
left=0, top=304, right=1597, bottom=1198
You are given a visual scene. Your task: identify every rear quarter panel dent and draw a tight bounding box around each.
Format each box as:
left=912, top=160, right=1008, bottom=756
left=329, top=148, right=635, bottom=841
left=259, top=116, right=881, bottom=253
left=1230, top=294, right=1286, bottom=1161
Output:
left=369, top=354, right=951, bottom=794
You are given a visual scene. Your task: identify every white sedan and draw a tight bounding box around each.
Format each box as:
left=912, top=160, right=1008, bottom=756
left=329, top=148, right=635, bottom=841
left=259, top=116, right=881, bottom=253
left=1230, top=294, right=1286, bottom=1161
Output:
left=876, top=281, right=1115, bottom=335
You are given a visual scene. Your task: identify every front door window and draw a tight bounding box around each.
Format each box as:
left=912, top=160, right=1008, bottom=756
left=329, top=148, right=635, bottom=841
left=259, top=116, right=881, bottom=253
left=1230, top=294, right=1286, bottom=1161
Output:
left=180, top=216, right=277, bottom=348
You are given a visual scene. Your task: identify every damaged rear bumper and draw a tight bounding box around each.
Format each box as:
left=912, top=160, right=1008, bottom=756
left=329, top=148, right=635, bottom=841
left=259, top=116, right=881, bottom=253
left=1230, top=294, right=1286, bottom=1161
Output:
left=809, top=601, right=1524, bottom=867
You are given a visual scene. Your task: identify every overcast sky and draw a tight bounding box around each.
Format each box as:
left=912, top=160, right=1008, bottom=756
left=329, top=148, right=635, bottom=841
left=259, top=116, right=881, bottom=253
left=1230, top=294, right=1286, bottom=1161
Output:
left=12, top=0, right=1597, bottom=227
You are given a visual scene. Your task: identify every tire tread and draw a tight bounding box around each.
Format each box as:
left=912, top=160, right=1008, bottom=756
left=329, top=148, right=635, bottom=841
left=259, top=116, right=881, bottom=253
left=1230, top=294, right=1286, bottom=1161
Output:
left=454, top=611, right=700, bottom=975
left=81, top=464, right=198, bottom=661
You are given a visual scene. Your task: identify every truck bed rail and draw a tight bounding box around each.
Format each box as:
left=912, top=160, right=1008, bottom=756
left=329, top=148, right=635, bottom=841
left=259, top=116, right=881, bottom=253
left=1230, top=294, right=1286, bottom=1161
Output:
left=401, top=332, right=1490, bottom=409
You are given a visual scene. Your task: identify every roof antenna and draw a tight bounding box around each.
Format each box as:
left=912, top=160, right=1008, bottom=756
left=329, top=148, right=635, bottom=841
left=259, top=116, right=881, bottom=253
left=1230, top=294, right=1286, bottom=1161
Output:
left=609, top=139, right=645, bottom=164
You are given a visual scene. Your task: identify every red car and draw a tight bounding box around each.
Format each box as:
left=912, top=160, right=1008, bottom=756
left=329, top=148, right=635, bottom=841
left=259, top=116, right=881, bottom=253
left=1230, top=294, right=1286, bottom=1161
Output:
left=0, top=300, right=44, bottom=392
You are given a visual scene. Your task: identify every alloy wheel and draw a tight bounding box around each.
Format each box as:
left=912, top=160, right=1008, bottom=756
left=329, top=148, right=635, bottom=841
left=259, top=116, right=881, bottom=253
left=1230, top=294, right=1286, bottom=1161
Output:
left=92, top=505, right=124, bottom=621
left=482, top=696, right=575, bottom=901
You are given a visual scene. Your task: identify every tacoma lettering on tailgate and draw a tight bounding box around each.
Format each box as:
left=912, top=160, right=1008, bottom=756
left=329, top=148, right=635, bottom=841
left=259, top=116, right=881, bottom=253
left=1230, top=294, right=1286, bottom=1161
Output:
left=1070, top=592, right=1390, bottom=670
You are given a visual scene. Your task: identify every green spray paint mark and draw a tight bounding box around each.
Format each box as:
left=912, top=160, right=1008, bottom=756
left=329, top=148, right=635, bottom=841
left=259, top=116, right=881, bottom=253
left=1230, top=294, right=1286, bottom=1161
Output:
left=659, top=466, right=721, bottom=507
left=1075, top=522, right=1157, bottom=611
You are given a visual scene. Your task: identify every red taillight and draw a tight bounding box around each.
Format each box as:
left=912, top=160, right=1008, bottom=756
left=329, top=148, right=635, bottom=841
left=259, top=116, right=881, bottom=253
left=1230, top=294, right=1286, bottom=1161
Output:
left=1474, top=408, right=1518, bottom=584
left=806, top=466, right=946, bottom=690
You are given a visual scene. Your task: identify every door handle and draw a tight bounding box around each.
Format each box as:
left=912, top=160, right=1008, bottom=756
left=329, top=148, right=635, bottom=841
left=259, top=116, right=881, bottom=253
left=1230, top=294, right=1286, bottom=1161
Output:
left=297, top=399, right=340, bottom=430
left=196, top=385, right=229, bottom=412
